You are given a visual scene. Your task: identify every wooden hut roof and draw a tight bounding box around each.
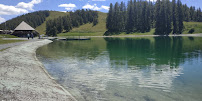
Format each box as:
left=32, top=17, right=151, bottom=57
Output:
left=14, top=21, right=35, bottom=31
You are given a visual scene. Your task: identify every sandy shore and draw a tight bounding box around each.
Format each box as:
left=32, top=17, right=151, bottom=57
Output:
left=0, top=39, right=77, bottom=101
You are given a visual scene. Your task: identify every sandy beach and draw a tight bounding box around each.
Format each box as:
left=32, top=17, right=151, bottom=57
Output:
left=0, top=39, right=77, bottom=101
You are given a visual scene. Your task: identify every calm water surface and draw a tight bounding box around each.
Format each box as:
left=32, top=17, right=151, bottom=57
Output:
left=37, top=37, right=202, bottom=101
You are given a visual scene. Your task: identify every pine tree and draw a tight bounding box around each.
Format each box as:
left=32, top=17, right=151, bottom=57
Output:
left=155, top=0, right=163, bottom=34
left=46, top=20, right=52, bottom=36
left=189, top=6, right=195, bottom=21
left=172, top=0, right=178, bottom=34
left=113, top=2, right=120, bottom=31
left=126, top=0, right=134, bottom=32
left=183, top=4, right=190, bottom=22
left=93, top=17, right=98, bottom=26
left=177, top=0, right=184, bottom=34
left=52, top=26, right=57, bottom=37
left=146, top=0, right=151, bottom=32
left=142, top=1, right=147, bottom=33
left=63, top=15, right=72, bottom=32
left=137, top=0, right=143, bottom=32
left=150, top=1, right=155, bottom=28
left=165, top=0, right=172, bottom=35
left=196, top=8, right=202, bottom=22
left=133, top=0, right=137, bottom=31
left=119, top=1, right=126, bottom=31
left=106, top=3, right=114, bottom=31
left=56, top=17, right=63, bottom=33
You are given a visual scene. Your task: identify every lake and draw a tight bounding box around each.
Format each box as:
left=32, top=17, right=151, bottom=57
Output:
left=37, top=36, right=202, bottom=101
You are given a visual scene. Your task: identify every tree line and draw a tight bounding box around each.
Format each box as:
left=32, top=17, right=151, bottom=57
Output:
left=106, top=0, right=202, bottom=35
left=0, top=11, right=50, bottom=30
left=46, top=9, right=98, bottom=36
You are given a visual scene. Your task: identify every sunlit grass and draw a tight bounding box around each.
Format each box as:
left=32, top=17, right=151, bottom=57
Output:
left=183, top=22, right=202, bottom=34
left=0, top=34, right=18, bottom=38
left=58, top=12, right=107, bottom=37
left=0, top=38, right=26, bottom=45
left=112, top=29, right=155, bottom=36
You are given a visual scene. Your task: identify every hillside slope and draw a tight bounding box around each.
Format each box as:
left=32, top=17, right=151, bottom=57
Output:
left=35, top=11, right=67, bottom=35
left=2, top=10, right=202, bottom=36
left=58, top=12, right=107, bottom=36
left=0, top=11, right=50, bottom=30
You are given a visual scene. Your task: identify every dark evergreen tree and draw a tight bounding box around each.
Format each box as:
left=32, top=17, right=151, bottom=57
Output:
left=177, top=0, right=184, bottom=34
left=172, top=0, right=178, bottom=34
left=126, top=0, right=134, bottom=32
left=196, top=8, right=202, bottom=22
left=113, top=2, right=121, bottom=31
left=119, top=1, right=126, bottom=31
left=63, top=15, right=72, bottom=32
left=106, top=3, right=114, bottom=31
left=155, top=0, right=163, bottom=34
left=93, top=17, right=98, bottom=26
left=56, top=16, right=63, bottom=33
left=52, top=26, right=57, bottom=37
left=183, top=4, right=190, bottom=22
left=189, top=6, right=195, bottom=21
left=165, top=0, right=172, bottom=35
left=104, top=0, right=202, bottom=35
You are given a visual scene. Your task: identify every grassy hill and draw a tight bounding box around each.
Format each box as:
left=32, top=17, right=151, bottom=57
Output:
left=33, top=11, right=202, bottom=36
left=1, top=10, right=202, bottom=36
left=35, top=11, right=68, bottom=35
left=58, top=12, right=107, bottom=36
left=35, top=11, right=107, bottom=36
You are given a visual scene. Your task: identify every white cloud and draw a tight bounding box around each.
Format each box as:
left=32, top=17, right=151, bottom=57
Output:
left=82, top=3, right=109, bottom=11
left=16, top=0, right=42, bottom=10
left=0, top=0, right=42, bottom=16
left=65, top=7, right=74, bottom=10
left=58, top=4, right=76, bottom=8
left=82, top=3, right=96, bottom=10
left=30, top=0, right=42, bottom=4
left=0, top=16, right=6, bottom=24
left=58, top=3, right=76, bottom=11
left=16, top=2, right=34, bottom=10
left=0, top=4, right=28, bottom=15
left=101, top=5, right=109, bottom=10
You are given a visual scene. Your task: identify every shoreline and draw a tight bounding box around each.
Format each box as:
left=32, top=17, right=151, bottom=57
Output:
left=0, top=39, right=77, bottom=101
left=56, top=33, right=202, bottom=38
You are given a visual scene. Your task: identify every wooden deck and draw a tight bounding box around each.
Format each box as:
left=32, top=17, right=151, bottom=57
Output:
left=57, top=36, right=91, bottom=41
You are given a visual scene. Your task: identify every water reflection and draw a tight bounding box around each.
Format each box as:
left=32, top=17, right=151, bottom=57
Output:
left=104, top=37, right=187, bottom=91
left=37, top=37, right=202, bottom=101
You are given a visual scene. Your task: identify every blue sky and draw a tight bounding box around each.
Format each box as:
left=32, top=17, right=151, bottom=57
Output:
left=0, top=0, right=202, bottom=23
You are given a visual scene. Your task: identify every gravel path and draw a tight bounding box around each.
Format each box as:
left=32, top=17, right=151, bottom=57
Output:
left=0, top=39, right=77, bottom=101
left=0, top=38, right=40, bottom=50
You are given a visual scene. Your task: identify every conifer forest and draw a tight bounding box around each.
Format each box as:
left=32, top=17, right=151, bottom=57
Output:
left=46, top=9, right=98, bottom=36
left=106, top=0, right=202, bottom=35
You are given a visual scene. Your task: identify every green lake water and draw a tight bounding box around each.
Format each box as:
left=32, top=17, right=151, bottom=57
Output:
left=37, top=37, right=202, bottom=101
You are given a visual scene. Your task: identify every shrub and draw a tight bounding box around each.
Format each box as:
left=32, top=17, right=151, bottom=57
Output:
left=188, top=28, right=195, bottom=34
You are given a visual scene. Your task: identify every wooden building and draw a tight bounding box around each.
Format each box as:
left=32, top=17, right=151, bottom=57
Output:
left=12, top=21, right=38, bottom=37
